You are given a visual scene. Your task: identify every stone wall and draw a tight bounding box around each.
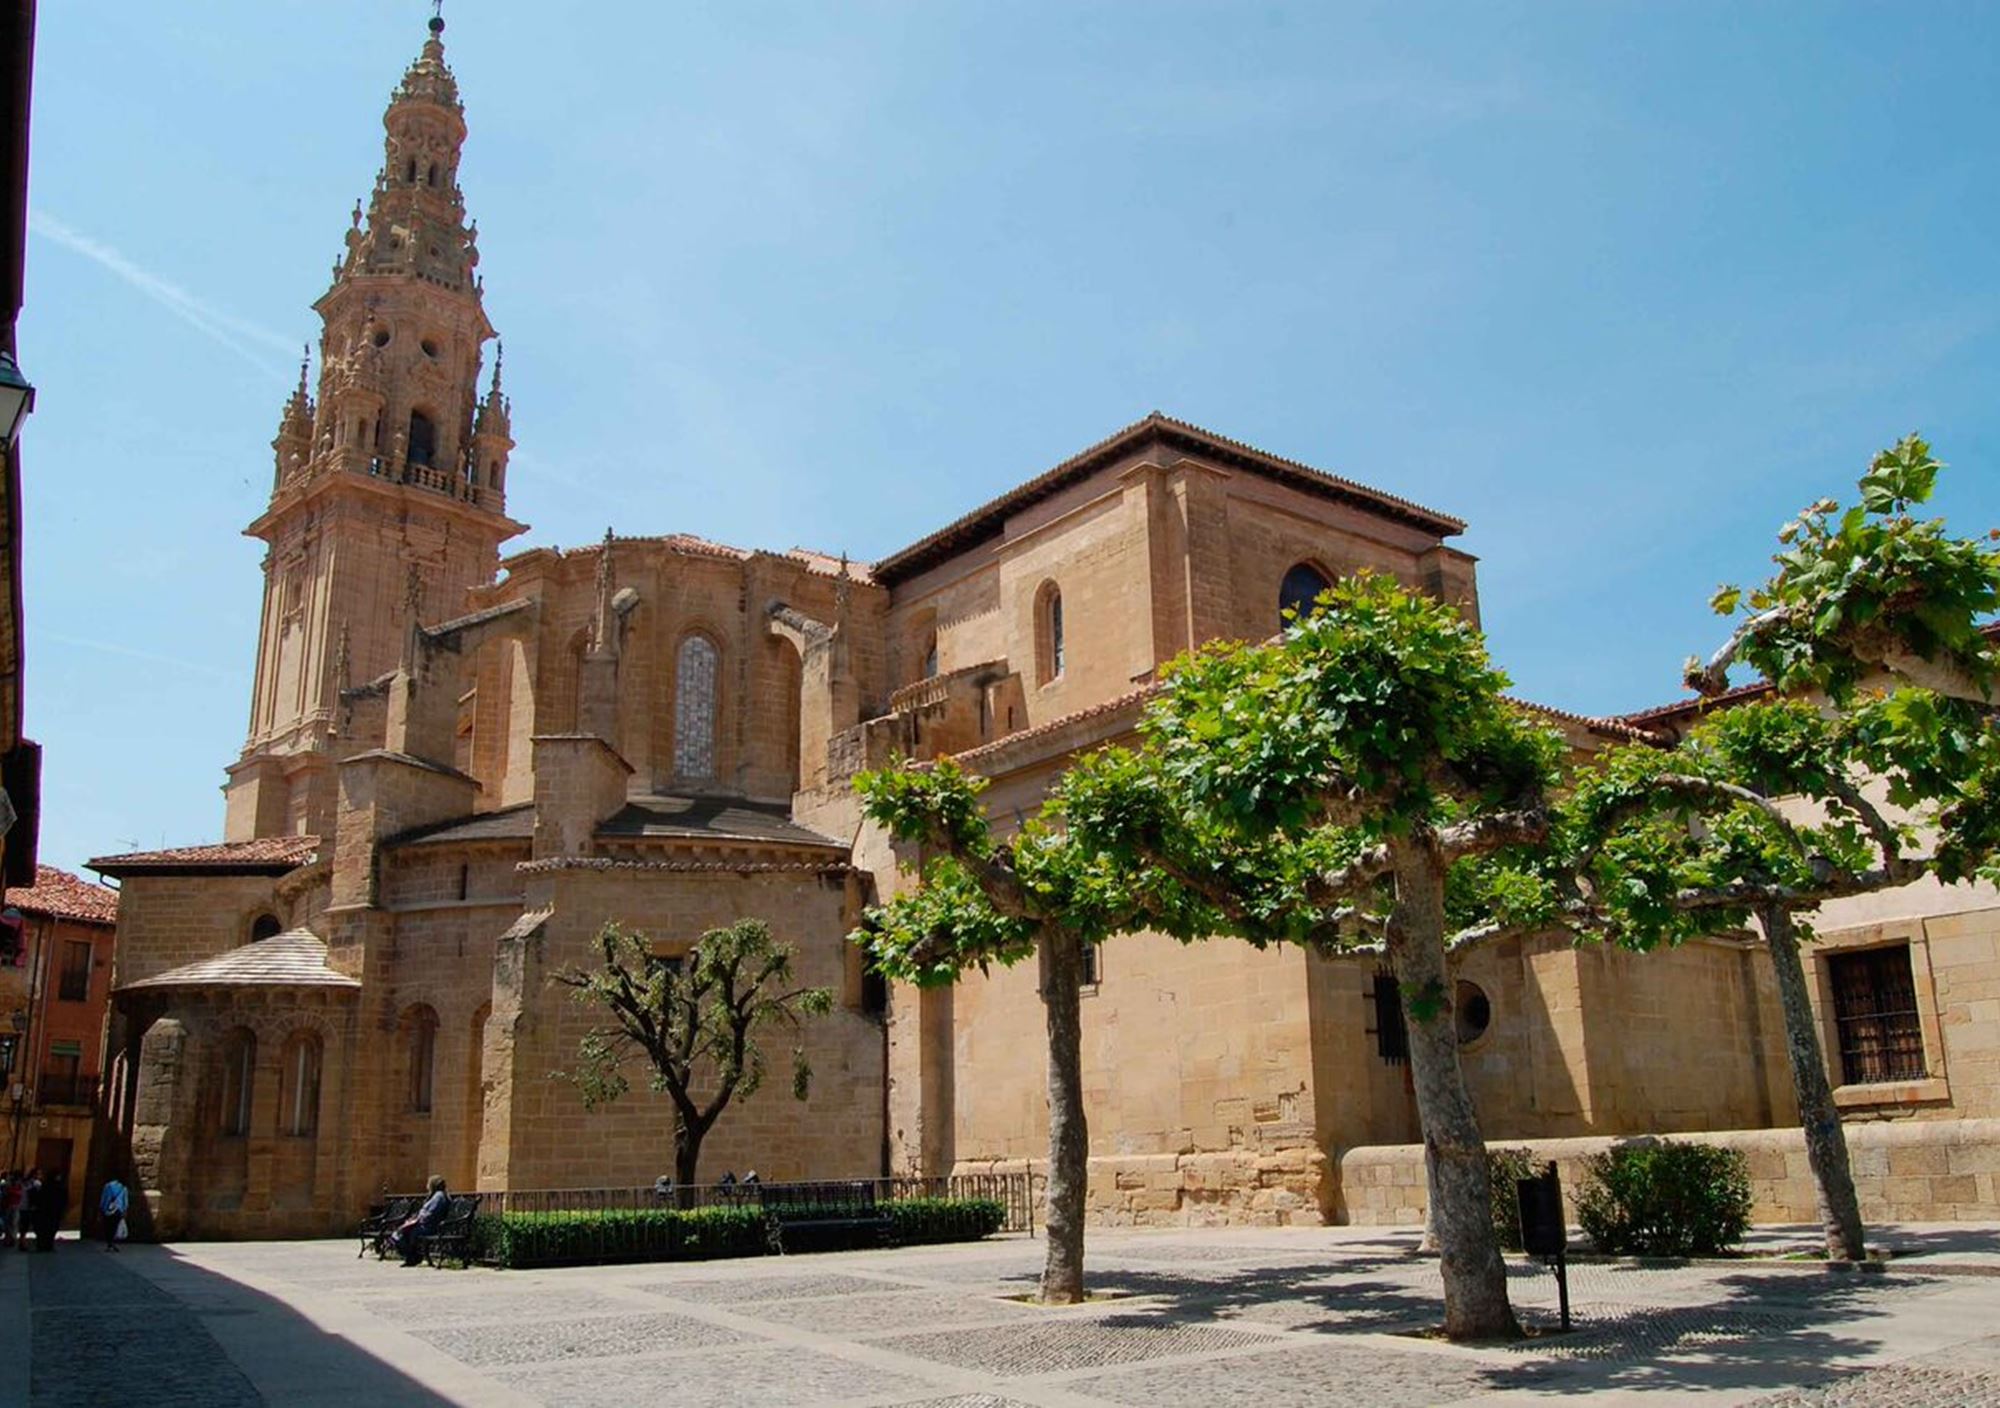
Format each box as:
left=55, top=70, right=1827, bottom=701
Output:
left=954, top=1143, right=1332, bottom=1229
left=1335, top=1118, right=2000, bottom=1227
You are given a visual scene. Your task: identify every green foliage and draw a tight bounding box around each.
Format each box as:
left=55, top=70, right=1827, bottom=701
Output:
left=885, top=1196, right=1007, bottom=1245
left=855, top=760, right=996, bottom=857
left=1698, top=435, right=2000, bottom=702
left=1575, top=1143, right=1752, bottom=1257
left=1487, top=1147, right=1538, bottom=1253
left=470, top=1197, right=1005, bottom=1269
left=473, top=1205, right=771, bottom=1268
left=1143, top=571, right=1564, bottom=834
left=1566, top=689, right=2000, bottom=949
left=552, top=920, right=833, bottom=1139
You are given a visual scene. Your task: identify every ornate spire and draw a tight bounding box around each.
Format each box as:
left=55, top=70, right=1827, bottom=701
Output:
left=271, top=343, right=315, bottom=487
left=591, top=528, right=617, bottom=655
left=393, top=8, right=462, bottom=115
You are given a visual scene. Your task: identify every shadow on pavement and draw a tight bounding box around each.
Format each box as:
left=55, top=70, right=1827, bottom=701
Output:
left=27, top=1242, right=463, bottom=1408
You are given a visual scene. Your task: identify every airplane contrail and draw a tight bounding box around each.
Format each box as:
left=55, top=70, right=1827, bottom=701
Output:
left=29, top=208, right=298, bottom=382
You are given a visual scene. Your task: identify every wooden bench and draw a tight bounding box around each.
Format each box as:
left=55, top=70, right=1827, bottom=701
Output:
left=357, top=1196, right=418, bottom=1260
left=755, top=1180, right=893, bottom=1255
left=422, top=1193, right=483, bottom=1268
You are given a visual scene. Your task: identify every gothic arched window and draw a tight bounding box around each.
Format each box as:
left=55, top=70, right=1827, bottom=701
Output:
left=407, top=410, right=438, bottom=469
left=1279, top=562, right=1334, bottom=627
left=280, top=1031, right=322, bottom=1138
left=250, top=913, right=282, bottom=943
left=674, top=635, right=720, bottom=782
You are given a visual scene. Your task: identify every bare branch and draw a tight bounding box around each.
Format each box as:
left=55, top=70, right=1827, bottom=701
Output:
left=1688, top=604, right=1803, bottom=697
left=1303, top=843, right=1393, bottom=908
left=1821, top=771, right=1920, bottom=883
left=1437, top=807, right=1550, bottom=862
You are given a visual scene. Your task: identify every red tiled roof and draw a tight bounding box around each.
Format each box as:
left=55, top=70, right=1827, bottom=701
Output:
left=1506, top=697, right=1665, bottom=745
left=88, top=835, right=320, bottom=877
left=5, top=865, right=118, bottom=925
left=873, top=413, right=1466, bottom=587
left=1617, top=681, right=1775, bottom=729
left=952, top=685, right=1159, bottom=770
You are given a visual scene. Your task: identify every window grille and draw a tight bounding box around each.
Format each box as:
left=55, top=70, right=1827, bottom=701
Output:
left=1369, top=969, right=1409, bottom=1065
left=1828, top=945, right=1926, bottom=1085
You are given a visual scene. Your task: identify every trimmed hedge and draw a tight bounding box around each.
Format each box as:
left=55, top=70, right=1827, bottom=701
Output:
left=1576, top=1142, right=1753, bottom=1257
left=473, top=1205, right=769, bottom=1268
left=886, top=1197, right=1006, bottom=1246
left=472, top=1195, right=1006, bottom=1269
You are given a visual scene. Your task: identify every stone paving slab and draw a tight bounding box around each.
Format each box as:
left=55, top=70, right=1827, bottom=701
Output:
left=873, top=1314, right=1279, bottom=1376
left=1067, top=1340, right=1564, bottom=1408
left=738, top=1288, right=1046, bottom=1335
left=638, top=1270, right=926, bottom=1302
left=492, top=1342, right=943, bottom=1408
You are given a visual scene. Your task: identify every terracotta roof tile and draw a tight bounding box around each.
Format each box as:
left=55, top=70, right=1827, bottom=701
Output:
left=117, top=929, right=360, bottom=993
left=88, top=835, right=320, bottom=877
left=5, top=865, right=118, bottom=925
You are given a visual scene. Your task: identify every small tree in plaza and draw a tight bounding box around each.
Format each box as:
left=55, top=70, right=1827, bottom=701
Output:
left=854, top=763, right=1153, bottom=1305
left=1058, top=572, right=1568, bottom=1341
left=1565, top=439, right=2000, bottom=1262
left=553, top=919, right=834, bottom=1191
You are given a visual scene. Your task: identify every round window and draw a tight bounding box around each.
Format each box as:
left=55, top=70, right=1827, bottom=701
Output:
left=371, top=328, right=391, bottom=348
left=1455, top=979, right=1492, bottom=1045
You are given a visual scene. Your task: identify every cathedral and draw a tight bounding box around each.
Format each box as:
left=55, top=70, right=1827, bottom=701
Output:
left=90, top=18, right=2000, bottom=1239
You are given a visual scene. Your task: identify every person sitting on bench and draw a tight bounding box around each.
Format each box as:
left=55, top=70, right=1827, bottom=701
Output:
left=391, top=1176, right=449, bottom=1266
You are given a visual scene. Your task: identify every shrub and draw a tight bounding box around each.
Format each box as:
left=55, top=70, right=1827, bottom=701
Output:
left=1576, top=1142, right=1752, bottom=1257
left=1486, top=1147, right=1538, bottom=1253
left=887, top=1197, right=1006, bottom=1246
left=474, top=1205, right=769, bottom=1269
left=472, top=1195, right=1007, bottom=1269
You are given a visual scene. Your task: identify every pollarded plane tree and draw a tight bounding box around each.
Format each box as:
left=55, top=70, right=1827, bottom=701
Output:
left=853, top=763, right=1161, bottom=1306
left=1565, top=438, right=2000, bottom=1263
left=1060, top=571, right=1571, bottom=1342
left=552, top=919, right=834, bottom=1197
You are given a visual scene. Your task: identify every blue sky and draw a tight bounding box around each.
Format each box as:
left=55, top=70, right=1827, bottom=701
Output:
left=18, top=1, right=2000, bottom=875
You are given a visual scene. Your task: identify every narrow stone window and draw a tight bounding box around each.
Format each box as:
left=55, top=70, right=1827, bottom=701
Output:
left=280, top=1031, right=322, bottom=1138
left=1080, top=943, right=1101, bottom=988
left=1035, top=582, right=1064, bottom=685
left=426, top=162, right=439, bottom=187
left=1368, top=970, right=1408, bottom=1066
left=1280, top=562, right=1333, bottom=627
left=1828, top=945, right=1926, bottom=1084
left=674, top=635, right=720, bottom=782
left=407, top=1005, right=439, bottom=1114
left=250, top=913, right=282, bottom=943
left=221, top=1029, right=257, bottom=1136
left=404, top=157, right=417, bottom=184
left=57, top=941, right=91, bottom=1002
left=923, top=633, right=939, bottom=679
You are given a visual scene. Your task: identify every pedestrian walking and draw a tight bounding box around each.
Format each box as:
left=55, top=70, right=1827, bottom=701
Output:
left=99, top=1176, right=129, bottom=1252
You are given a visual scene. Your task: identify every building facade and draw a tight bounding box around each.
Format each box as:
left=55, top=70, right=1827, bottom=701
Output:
left=2, top=864, right=118, bottom=1226
left=88, top=18, right=1999, bottom=1239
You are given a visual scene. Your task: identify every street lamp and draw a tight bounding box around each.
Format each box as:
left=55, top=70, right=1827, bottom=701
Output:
left=0, top=350, right=32, bottom=449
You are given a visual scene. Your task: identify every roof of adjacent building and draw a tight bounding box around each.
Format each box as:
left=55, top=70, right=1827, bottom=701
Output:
left=872, top=413, right=1467, bottom=587
left=388, top=796, right=844, bottom=852
left=5, top=865, right=119, bottom=925
left=87, top=835, right=321, bottom=878
left=117, top=928, right=360, bottom=993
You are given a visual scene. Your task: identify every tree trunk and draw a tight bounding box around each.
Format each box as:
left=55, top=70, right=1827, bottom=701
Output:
left=1038, top=927, right=1089, bottom=1304
left=1760, top=904, right=1868, bottom=1261
left=674, top=1113, right=702, bottom=1209
left=1389, top=839, right=1519, bottom=1341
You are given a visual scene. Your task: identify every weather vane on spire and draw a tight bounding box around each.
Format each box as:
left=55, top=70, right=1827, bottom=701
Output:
left=429, top=0, right=445, bottom=35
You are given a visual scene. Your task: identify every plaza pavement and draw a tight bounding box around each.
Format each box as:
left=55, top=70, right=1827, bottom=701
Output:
left=6, top=1222, right=2000, bottom=1407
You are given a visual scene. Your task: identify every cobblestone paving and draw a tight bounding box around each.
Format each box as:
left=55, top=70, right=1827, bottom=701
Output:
left=28, top=1251, right=261, bottom=1408
left=873, top=1315, right=1277, bottom=1375
left=1744, top=1364, right=2000, bottom=1405
left=30, top=1229, right=2000, bottom=1405
left=412, top=1309, right=751, bottom=1366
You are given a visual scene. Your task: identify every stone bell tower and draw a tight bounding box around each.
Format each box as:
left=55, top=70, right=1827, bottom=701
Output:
left=224, top=13, right=522, bottom=843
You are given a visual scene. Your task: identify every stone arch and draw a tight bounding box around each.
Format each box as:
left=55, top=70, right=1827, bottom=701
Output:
left=1279, top=560, right=1334, bottom=627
